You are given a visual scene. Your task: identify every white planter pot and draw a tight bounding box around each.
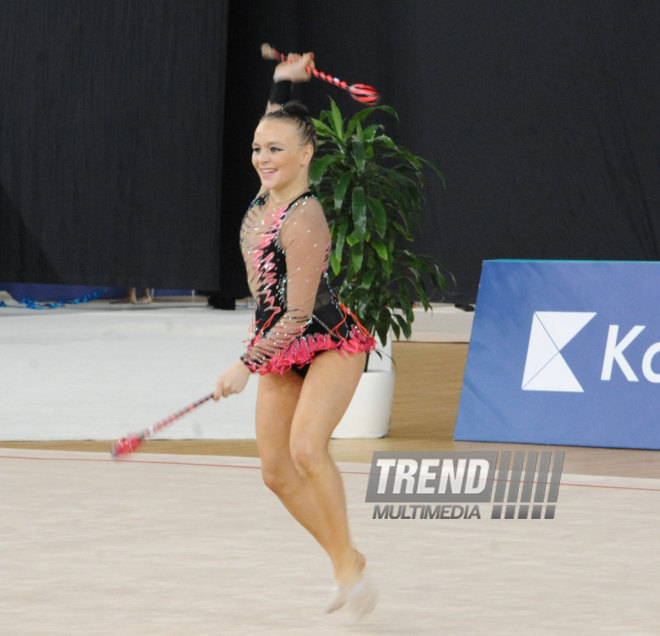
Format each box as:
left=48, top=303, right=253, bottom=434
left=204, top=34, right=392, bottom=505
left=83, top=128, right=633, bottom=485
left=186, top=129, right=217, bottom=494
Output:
left=332, top=369, right=395, bottom=438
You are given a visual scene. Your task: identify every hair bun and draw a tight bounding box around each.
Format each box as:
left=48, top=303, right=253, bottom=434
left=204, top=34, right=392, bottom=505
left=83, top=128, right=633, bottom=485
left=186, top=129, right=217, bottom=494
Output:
left=281, top=100, right=310, bottom=118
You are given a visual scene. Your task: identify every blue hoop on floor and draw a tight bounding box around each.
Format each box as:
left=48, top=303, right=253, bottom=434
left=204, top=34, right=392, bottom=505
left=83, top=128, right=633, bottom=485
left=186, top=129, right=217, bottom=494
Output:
left=0, top=290, right=103, bottom=310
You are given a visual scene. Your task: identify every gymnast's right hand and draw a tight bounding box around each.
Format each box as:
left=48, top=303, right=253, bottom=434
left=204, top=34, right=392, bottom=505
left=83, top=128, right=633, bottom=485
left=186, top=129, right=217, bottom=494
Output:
left=214, top=361, right=251, bottom=400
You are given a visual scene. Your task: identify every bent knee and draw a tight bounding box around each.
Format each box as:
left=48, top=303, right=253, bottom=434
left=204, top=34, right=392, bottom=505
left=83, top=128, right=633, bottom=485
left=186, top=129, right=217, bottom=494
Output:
left=289, top=437, right=327, bottom=476
left=260, top=460, right=286, bottom=493
left=260, top=458, right=301, bottom=496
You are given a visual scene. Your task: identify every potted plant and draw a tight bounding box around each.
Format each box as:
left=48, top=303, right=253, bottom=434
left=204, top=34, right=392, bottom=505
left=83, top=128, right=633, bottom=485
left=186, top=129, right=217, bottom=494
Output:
left=309, top=99, right=449, bottom=437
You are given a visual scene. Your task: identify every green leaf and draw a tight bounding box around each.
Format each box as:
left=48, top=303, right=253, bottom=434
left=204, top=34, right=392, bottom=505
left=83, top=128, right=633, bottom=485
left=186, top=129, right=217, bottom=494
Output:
left=345, top=232, right=360, bottom=247
left=351, top=186, right=367, bottom=241
left=394, top=313, right=412, bottom=339
left=329, top=251, right=341, bottom=276
left=361, top=267, right=377, bottom=288
left=362, top=123, right=381, bottom=142
left=373, top=134, right=397, bottom=150
left=367, top=197, right=387, bottom=237
left=376, top=322, right=390, bottom=346
left=352, top=138, right=366, bottom=173
left=397, top=282, right=411, bottom=316
left=349, top=243, right=364, bottom=274
left=311, top=118, right=339, bottom=144
left=309, top=154, right=338, bottom=184
left=376, top=104, right=399, bottom=121
left=389, top=220, right=414, bottom=241
left=346, top=107, right=377, bottom=137
left=333, top=172, right=353, bottom=212
left=330, top=99, right=344, bottom=139
left=371, top=240, right=389, bottom=261
left=333, top=218, right=348, bottom=259
left=419, top=155, right=446, bottom=184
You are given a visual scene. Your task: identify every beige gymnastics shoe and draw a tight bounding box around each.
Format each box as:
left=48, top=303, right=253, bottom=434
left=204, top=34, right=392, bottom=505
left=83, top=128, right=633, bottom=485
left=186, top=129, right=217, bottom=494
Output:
left=326, top=568, right=378, bottom=620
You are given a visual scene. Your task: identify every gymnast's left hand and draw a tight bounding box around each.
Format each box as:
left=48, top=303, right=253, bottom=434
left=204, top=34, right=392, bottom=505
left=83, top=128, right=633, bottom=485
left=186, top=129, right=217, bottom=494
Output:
left=214, top=361, right=251, bottom=400
left=273, top=52, right=314, bottom=83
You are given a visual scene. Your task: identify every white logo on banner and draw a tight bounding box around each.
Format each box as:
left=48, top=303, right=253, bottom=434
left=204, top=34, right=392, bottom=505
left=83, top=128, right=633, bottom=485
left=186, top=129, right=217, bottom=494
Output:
left=522, top=312, right=596, bottom=392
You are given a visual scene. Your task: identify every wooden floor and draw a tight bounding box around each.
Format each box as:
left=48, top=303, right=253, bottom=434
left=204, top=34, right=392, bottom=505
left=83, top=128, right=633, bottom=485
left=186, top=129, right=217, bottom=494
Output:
left=2, top=342, right=658, bottom=478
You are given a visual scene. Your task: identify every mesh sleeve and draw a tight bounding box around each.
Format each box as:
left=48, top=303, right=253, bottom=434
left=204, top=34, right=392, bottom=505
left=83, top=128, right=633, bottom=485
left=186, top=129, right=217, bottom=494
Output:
left=240, top=199, right=330, bottom=373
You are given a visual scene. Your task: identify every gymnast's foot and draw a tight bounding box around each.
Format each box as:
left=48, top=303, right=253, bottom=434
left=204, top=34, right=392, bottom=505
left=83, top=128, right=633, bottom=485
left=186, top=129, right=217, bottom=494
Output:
left=326, top=550, right=376, bottom=619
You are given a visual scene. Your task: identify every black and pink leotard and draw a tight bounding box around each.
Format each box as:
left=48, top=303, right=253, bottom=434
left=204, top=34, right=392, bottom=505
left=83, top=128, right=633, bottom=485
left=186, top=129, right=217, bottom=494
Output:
left=239, top=190, right=375, bottom=376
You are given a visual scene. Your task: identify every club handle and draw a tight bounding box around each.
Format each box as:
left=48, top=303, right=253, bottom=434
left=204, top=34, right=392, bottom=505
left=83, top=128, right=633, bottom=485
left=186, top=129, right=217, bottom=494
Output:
left=146, top=392, right=214, bottom=440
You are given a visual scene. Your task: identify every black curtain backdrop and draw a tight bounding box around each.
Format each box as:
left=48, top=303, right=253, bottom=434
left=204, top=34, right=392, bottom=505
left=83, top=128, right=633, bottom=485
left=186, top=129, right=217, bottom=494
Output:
left=2, top=1, right=659, bottom=302
left=222, top=0, right=660, bottom=303
left=0, top=0, right=228, bottom=289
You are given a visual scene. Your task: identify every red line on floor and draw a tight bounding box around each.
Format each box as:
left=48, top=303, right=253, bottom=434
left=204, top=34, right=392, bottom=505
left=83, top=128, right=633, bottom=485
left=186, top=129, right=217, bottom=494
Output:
left=1, top=453, right=659, bottom=491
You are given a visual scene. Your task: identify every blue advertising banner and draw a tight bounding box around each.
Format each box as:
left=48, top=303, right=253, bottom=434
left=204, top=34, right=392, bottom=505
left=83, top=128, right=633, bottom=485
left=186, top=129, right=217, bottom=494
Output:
left=454, top=260, right=660, bottom=449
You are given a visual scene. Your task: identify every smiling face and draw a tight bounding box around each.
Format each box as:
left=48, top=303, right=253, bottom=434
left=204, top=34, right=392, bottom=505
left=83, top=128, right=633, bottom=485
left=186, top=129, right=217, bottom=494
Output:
left=251, top=118, right=313, bottom=197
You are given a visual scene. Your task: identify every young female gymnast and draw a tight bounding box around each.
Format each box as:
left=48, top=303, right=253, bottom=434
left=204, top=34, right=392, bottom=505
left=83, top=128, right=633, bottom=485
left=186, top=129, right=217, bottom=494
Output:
left=213, top=52, right=378, bottom=619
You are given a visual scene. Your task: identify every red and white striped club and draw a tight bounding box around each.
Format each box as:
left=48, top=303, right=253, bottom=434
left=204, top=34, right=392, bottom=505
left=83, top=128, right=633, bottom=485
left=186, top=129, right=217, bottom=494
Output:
left=261, top=43, right=380, bottom=105
left=111, top=393, right=214, bottom=457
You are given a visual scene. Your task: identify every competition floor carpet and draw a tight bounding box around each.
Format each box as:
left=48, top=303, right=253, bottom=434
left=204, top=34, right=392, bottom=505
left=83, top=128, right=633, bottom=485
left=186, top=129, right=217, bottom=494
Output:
left=1, top=448, right=659, bottom=635
left=2, top=300, right=659, bottom=634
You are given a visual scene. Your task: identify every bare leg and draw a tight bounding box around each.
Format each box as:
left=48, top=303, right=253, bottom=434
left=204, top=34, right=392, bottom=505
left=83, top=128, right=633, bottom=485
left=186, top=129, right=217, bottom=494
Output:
left=255, top=351, right=366, bottom=582
left=289, top=351, right=366, bottom=582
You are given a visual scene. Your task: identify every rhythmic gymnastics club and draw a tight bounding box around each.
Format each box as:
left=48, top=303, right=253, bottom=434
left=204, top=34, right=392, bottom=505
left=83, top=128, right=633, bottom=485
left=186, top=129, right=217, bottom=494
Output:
left=110, top=393, right=214, bottom=457
left=261, top=43, right=380, bottom=105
